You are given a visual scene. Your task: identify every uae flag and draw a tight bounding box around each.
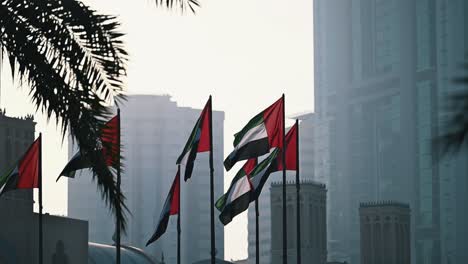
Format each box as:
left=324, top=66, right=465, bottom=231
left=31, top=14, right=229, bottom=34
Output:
left=177, top=97, right=211, bottom=181
left=216, top=148, right=279, bottom=225
left=276, top=122, right=298, bottom=171
left=224, top=97, right=284, bottom=171
left=215, top=158, right=257, bottom=212
left=146, top=168, right=180, bottom=246
left=0, top=137, right=40, bottom=196
left=57, top=115, right=119, bottom=180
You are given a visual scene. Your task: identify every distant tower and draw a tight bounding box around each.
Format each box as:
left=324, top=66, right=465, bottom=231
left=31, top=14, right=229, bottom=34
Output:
left=270, top=180, right=327, bottom=264
left=359, top=201, right=410, bottom=264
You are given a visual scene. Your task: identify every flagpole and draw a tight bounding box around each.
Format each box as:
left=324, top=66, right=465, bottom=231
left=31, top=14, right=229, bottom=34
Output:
left=255, top=199, right=260, bottom=264
left=38, top=133, right=43, bottom=264
left=208, top=96, right=216, bottom=264
left=177, top=165, right=181, bottom=264
left=282, top=94, right=287, bottom=264
left=116, top=108, right=121, bottom=264
left=295, top=120, right=301, bottom=264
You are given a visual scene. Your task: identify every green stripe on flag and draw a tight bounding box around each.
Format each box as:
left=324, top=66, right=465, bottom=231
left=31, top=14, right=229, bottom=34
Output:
left=176, top=117, right=202, bottom=164
left=216, top=166, right=248, bottom=211
left=0, top=165, right=15, bottom=188
left=233, top=113, right=264, bottom=147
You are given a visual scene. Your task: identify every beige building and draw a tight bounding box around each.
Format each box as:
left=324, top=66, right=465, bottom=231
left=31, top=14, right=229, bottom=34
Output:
left=270, top=180, right=327, bottom=264
left=359, top=201, right=411, bottom=264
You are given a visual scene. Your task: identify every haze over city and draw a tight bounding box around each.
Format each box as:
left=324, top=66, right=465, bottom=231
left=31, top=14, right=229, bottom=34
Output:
left=1, top=0, right=468, bottom=264
left=0, top=0, right=314, bottom=261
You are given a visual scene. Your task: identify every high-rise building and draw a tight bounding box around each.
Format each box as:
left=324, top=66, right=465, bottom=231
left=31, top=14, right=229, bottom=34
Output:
left=247, top=113, right=315, bottom=264
left=359, top=201, right=411, bottom=264
left=270, top=181, right=327, bottom=264
left=67, top=95, right=225, bottom=263
left=313, top=1, right=468, bottom=263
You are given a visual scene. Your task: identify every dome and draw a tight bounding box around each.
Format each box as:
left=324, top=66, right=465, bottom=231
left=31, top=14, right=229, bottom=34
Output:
left=88, top=242, right=159, bottom=264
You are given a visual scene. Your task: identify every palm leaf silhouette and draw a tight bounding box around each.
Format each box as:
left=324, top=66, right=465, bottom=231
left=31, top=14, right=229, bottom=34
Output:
left=436, top=64, right=468, bottom=156
left=0, top=0, right=129, bottom=230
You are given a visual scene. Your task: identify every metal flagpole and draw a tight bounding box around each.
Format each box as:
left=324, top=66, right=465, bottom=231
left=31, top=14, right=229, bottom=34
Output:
left=255, top=199, right=260, bottom=264
left=0, top=46, right=2, bottom=106
left=38, top=133, right=43, bottom=264
left=208, top=96, right=216, bottom=264
left=116, top=108, right=121, bottom=264
left=295, top=120, right=301, bottom=264
left=282, top=94, right=287, bottom=264
left=177, top=165, right=181, bottom=264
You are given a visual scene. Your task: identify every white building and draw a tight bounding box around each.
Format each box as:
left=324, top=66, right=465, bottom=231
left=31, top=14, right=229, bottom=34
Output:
left=247, top=112, right=316, bottom=264
left=68, top=95, right=225, bottom=263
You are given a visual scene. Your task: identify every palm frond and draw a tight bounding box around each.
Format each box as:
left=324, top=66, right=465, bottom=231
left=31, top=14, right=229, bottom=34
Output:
left=154, top=0, right=200, bottom=13
left=435, top=64, right=468, bottom=156
left=0, top=0, right=128, bottom=230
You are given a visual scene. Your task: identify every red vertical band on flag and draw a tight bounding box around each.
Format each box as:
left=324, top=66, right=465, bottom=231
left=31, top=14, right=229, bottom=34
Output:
left=17, top=137, right=40, bottom=189
left=101, top=115, right=119, bottom=166
left=197, top=98, right=212, bottom=152
left=277, top=122, right=298, bottom=171
left=245, top=158, right=258, bottom=190
left=244, top=158, right=258, bottom=175
left=170, top=169, right=180, bottom=215
left=263, top=97, right=284, bottom=149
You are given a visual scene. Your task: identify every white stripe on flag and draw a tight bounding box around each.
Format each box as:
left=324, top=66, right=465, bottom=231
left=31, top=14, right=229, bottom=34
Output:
left=226, top=176, right=252, bottom=204
left=235, top=123, right=268, bottom=150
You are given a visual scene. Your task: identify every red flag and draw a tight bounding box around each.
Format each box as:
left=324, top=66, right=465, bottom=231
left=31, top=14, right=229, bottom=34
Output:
left=277, top=122, right=298, bottom=171
left=57, top=115, right=119, bottom=180
left=197, top=98, right=211, bottom=152
left=101, top=115, right=119, bottom=166
left=244, top=158, right=258, bottom=175
left=146, top=168, right=180, bottom=246
left=264, top=97, right=285, bottom=149
left=169, top=169, right=180, bottom=215
left=177, top=97, right=212, bottom=181
left=17, top=137, right=40, bottom=189
left=0, top=137, right=40, bottom=195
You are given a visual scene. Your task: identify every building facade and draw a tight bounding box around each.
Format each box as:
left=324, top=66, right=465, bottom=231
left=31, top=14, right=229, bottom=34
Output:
left=270, top=181, right=327, bottom=264
left=313, top=0, right=468, bottom=263
left=247, top=113, right=315, bottom=264
left=0, top=111, right=36, bottom=206
left=68, top=95, right=225, bottom=263
left=359, top=201, right=411, bottom=264
left=0, top=112, right=89, bottom=264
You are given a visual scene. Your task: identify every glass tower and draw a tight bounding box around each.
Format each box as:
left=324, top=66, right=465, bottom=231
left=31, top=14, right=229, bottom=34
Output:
left=313, top=0, right=468, bottom=263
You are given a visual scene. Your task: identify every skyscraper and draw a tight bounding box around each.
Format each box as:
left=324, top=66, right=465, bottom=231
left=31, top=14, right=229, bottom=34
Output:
left=247, top=113, right=315, bottom=264
left=313, top=0, right=468, bottom=263
left=67, top=95, right=225, bottom=263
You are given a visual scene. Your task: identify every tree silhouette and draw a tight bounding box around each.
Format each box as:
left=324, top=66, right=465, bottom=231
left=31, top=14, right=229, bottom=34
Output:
left=437, top=64, right=468, bottom=156
left=0, top=0, right=200, bottom=231
left=155, top=0, right=200, bottom=13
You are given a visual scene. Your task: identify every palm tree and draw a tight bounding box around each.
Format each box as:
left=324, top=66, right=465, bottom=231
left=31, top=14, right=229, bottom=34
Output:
left=0, top=0, right=199, bottom=231
left=437, top=64, right=468, bottom=155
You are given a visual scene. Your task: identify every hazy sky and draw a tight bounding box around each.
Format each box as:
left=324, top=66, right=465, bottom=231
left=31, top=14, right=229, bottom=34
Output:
left=0, top=0, right=313, bottom=260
